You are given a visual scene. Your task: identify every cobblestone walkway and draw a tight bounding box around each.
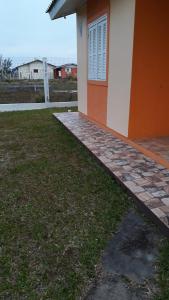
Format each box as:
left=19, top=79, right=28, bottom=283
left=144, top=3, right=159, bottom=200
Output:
left=54, top=112, right=169, bottom=235
left=136, top=137, right=169, bottom=163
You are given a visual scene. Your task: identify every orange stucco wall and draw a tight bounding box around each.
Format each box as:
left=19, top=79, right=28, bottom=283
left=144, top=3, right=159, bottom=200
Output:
left=87, top=0, right=110, bottom=126
left=129, top=0, right=169, bottom=139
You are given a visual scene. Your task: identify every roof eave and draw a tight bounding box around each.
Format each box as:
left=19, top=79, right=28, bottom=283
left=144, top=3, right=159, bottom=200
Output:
left=47, top=0, right=86, bottom=20
left=47, top=0, right=67, bottom=20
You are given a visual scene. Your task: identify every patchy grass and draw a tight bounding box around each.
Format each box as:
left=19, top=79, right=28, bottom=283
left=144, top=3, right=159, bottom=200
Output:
left=0, top=108, right=168, bottom=299
left=0, top=79, right=77, bottom=104
left=0, top=108, right=130, bottom=299
left=156, top=240, right=169, bottom=300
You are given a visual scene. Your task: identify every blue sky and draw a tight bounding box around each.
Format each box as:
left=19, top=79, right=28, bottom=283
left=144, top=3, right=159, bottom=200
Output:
left=0, top=0, right=77, bottom=66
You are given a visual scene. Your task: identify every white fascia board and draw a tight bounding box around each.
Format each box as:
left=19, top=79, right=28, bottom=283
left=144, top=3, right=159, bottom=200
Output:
left=49, top=0, right=66, bottom=20
left=48, top=0, right=86, bottom=20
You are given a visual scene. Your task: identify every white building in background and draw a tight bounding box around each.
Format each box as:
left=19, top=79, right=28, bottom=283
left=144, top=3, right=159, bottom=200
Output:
left=16, top=59, right=56, bottom=80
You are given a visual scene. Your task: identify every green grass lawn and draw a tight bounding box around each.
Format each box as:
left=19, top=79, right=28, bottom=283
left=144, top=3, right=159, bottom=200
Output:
left=0, top=108, right=168, bottom=299
left=155, top=239, right=169, bottom=300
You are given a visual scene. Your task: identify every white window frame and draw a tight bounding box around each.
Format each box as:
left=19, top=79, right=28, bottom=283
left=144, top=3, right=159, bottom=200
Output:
left=65, top=67, right=71, bottom=74
left=88, top=15, right=107, bottom=81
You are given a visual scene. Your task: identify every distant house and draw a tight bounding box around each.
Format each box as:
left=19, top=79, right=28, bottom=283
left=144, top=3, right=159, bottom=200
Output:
left=16, top=59, right=56, bottom=80
left=54, top=64, right=77, bottom=79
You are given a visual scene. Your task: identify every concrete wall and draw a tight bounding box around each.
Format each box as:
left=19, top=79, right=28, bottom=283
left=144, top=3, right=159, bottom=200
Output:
left=87, top=0, right=110, bottom=126
left=107, top=0, right=136, bottom=137
left=76, top=5, right=88, bottom=114
left=129, top=0, right=169, bottom=139
left=77, top=0, right=136, bottom=136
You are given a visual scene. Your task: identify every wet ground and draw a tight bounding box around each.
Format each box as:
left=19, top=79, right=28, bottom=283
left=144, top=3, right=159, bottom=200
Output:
left=85, top=211, right=162, bottom=300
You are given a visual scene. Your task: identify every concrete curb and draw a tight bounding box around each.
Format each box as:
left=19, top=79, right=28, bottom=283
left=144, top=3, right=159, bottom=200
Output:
left=0, top=101, right=78, bottom=112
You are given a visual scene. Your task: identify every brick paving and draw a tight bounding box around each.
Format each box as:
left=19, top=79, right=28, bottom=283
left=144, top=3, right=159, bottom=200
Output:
left=136, top=137, right=169, bottom=163
left=54, top=112, right=169, bottom=235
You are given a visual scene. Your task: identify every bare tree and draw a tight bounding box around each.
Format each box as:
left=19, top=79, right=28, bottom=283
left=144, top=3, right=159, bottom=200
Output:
left=0, top=55, right=12, bottom=80
left=0, top=55, right=3, bottom=73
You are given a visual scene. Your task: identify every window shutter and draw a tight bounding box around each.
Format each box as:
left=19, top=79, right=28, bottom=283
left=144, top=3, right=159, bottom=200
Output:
left=88, top=15, right=107, bottom=81
left=88, top=28, right=92, bottom=79
left=92, top=26, right=97, bottom=80
left=88, top=25, right=97, bottom=80
left=97, top=23, right=102, bottom=80
left=102, top=20, right=107, bottom=80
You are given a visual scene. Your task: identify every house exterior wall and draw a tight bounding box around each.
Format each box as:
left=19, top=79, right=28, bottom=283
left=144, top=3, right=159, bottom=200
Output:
left=18, top=62, right=55, bottom=80
left=128, top=0, right=169, bottom=139
left=107, top=0, right=136, bottom=137
left=61, top=68, right=68, bottom=79
left=76, top=0, right=169, bottom=140
left=54, top=68, right=59, bottom=79
left=71, top=68, right=77, bottom=78
left=87, top=0, right=110, bottom=126
left=29, top=62, right=44, bottom=80
left=61, top=67, right=77, bottom=79
left=77, top=5, right=88, bottom=114
left=78, top=0, right=135, bottom=134
left=18, top=65, right=30, bottom=79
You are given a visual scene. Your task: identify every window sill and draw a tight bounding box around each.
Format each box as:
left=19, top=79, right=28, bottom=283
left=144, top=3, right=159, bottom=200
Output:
left=88, top=80, right=108, bottom=87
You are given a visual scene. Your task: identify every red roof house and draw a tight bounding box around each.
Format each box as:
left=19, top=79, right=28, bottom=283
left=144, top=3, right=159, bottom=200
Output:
left=54, top=64, right=77, bottom=79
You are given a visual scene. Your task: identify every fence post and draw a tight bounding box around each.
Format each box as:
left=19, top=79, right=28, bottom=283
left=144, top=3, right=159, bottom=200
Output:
left=43, top=57, right=50, bottom=103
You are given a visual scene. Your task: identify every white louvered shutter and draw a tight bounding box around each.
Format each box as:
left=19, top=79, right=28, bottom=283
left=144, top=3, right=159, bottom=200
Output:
left=102, top=19, right=107, bottom=80
left=97, top=23, right=102, bottom=80
left=88, top=28, right=93, bottom=79
left=88, top=24, right=97, bottom=80
left=88, top=15, right=107, bottom=81
left=92, top=25, right=97, bottom=80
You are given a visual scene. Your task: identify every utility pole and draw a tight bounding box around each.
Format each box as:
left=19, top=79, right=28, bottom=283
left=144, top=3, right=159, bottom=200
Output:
left=43, top=57, right=50, bottom=103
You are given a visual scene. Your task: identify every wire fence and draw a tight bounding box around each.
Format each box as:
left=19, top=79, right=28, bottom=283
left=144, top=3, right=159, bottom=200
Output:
left=0, top=57, right=77, bottom=80
left=0, top=57, right=78, bottom=104
left=11, top=57, right=77, bottom=68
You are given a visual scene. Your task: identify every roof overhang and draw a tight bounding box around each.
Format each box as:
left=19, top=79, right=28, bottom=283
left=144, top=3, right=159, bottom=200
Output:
left=46, top=0, right=86, bottom=20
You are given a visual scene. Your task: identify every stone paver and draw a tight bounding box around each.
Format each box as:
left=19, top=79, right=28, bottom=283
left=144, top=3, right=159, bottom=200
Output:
left=54, top=112, right=169, bottom=235
left=136, top=137, right=169, bottom=163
